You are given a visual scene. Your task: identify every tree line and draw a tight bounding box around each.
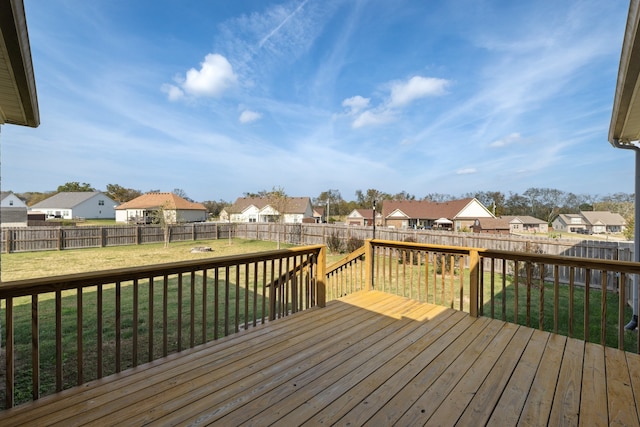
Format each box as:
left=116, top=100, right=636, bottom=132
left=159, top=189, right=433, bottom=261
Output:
left=11, top=182, right=635, bottom=225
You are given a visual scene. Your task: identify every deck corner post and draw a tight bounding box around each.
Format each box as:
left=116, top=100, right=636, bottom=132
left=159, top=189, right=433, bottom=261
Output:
left=469, top=249, right=479, bottom=317
left=317, top=245, right=327, bottom=307
left=365, top=239, right=374, bottom=291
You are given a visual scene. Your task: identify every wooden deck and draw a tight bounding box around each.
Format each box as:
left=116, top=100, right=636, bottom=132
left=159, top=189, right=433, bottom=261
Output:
left=2, top=290, right=640, bottom=426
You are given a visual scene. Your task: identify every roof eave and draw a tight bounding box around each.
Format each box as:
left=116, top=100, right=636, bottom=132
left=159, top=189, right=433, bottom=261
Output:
left=609, top=0, right=640, bottom=145
left=0, top=0, right=39, bottom=128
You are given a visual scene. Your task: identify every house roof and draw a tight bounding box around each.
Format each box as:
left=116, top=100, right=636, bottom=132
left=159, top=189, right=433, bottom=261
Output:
left=116, top=192, right=205, bottom=211
left=500, top=215, right=546, bottom=225
left=580, top=211, right=626, bottom=226
left=555, top=213, right=586, bottom=225
left=226, top=196, right=311, bottom=215
left=382, top=198, right=477, bottom=220
left=1, top=191, right=19, bottom=201
left=610, top=0, right=640, bottom=144
left=348, top=209, right=379, bottom=219
left=31, top=192, right=109, bottom=209
left=0, top=0, right=39, bottom=127
left=474, top=217, right=510, bottom=230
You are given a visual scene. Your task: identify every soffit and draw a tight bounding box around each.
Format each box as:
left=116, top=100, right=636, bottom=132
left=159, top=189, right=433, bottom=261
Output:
left=610, top=0, right=640, bottom=144
left=0, top=0, right=39, bottom=127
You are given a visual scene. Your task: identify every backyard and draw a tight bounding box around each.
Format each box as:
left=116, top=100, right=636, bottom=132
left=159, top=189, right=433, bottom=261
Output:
left=0, top=239, right=638, bottom=407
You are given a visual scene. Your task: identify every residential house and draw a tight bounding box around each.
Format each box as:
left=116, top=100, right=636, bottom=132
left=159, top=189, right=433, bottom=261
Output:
left=220, top=197, right=314, bottom=224
left=30, top=192, right=117, bottom=220
left=346, top=209, right=382, bottom=226
left=382, top=198, right=494, bottom=230
left=500, top=215, right=549, bottom=233
left=552, top=211, right=626, bottom=234
left=552, top=214, right=588, bottom=233
left=115, top=192, right=206, bottom=224
left=471, top=217, right=510, bottom=235
left=0, top=191, right=28, bottom=227
left=312, top=207, right=325, bottom=223
left=580, top=211, right=626, bottom=234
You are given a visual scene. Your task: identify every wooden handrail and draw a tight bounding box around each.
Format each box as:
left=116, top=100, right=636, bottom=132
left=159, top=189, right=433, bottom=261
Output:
left=0, top=245, right=325, bottom=409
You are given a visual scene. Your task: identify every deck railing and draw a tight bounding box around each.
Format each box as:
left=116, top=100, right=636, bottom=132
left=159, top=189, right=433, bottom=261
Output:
left=3, top=238, right=640, bottom=409
left=326, top=239, right=640, bottom=354
left=0, top=245, right=326, bottom=409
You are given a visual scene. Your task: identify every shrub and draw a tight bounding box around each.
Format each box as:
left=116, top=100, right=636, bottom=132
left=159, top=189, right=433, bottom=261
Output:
left=346, top=236, right=364, bottom=253
left=327, top=231, right=343, bottom=253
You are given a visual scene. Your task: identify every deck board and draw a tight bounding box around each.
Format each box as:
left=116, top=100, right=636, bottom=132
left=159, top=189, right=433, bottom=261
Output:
left=2, top=290, right=639, bottom=427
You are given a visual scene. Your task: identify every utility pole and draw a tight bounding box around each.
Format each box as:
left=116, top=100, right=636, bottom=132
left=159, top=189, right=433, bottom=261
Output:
left=373, top=200, right=376, bottom=239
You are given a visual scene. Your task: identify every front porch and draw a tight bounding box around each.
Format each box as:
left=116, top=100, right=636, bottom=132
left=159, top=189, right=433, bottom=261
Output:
left=3, top=290, right=638, bottom=426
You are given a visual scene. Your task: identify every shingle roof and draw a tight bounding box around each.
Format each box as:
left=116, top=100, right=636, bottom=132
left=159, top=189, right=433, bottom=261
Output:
left=382, top=198, right=475, bottom=220
left=31, top=192, right=106, bottom=209
left=500, top=215, right=546, bottom=224
left=115, top=193, right=206, bottom=211
left=474, top=217, right=510, bottom=230
left=580, top=211, right=626, bottom=226
left=227, top=197, right=311, bottom=214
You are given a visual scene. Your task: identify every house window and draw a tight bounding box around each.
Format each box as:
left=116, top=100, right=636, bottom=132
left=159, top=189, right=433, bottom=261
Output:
left=9, top=200, right=13, bottom=206
left=98, top=200, right=105, bottom=206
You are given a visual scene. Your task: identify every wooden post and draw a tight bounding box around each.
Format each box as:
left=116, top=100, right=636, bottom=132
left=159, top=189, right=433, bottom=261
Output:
left=57, top=228, right=63, bottom=250
left=365, top=239, right=373, bottom=291
left=317, top=246, right=327, bottom=307
left=469, top=249, right=479, bottom=317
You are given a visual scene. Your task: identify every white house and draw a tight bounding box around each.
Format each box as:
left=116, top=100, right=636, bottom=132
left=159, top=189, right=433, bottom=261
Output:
left=115, top=192, right=207, bottom=224
left=500, top=216, right=549, bottom=233
left=220, top=197, right=314, bottom=224
left=1, top=192, right=28, bottom=227
left=346, top=209, right=382, bottom=226
left=30, top=192, right=118, bottom=220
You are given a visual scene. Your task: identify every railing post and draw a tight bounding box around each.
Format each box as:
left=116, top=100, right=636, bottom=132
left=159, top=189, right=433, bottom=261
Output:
left=317, top=245, right=327, bottom=307
left=365, top=239, right=373, bottom=291
left=469, top=249, right=479, bottom=317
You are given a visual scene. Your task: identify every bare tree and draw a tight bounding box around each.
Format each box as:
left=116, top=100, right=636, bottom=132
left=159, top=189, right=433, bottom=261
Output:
left=267, top=186, right=289, bottom=249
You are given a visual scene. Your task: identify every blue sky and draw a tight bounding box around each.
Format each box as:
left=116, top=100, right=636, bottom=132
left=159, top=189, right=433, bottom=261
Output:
left=2, top=0, right=632, bottom=202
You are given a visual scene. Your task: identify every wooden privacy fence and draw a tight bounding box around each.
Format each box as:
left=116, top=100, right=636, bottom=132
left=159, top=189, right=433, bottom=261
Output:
left=1, top=222, right=634, bottom=291
left=235, top=223, right=634, bottom=290
left=0, top=245, right=327, bottom=409
left=1, top=223, right=234, bottom=253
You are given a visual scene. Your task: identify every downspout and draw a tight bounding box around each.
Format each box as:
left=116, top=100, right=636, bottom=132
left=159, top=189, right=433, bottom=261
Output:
left=612, top=138, right=640, bottom=329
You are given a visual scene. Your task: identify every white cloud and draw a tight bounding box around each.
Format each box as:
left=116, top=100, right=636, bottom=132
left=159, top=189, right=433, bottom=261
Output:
left=167, top=53, right=238, bottom=100
left=342, top=95, right=370, bottom=114
left=388, top=76, right=449, bottom=108
left=456, top=168, right=477, bottom=175
left=161, top=84, right=184, bottom=101
left=489, top=132, right=522, bottom=148
left=346, top=75, right=450, bottom=129
left=239, top=109, right=262, bottom=123
left=352, top=110, right=394, bottom=129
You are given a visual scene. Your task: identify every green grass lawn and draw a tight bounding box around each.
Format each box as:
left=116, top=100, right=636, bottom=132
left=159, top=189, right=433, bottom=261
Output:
left=1, top=238, right=298, bottom=281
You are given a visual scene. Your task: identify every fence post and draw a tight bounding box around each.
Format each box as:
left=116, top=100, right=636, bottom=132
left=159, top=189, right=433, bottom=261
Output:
left=365, top=239, right=373, bottom=291
left=469, top=249, right=479, bottom=317
left=5, top=229, right=11, bottom=253
left=57, top=228, right=63, bottom=250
